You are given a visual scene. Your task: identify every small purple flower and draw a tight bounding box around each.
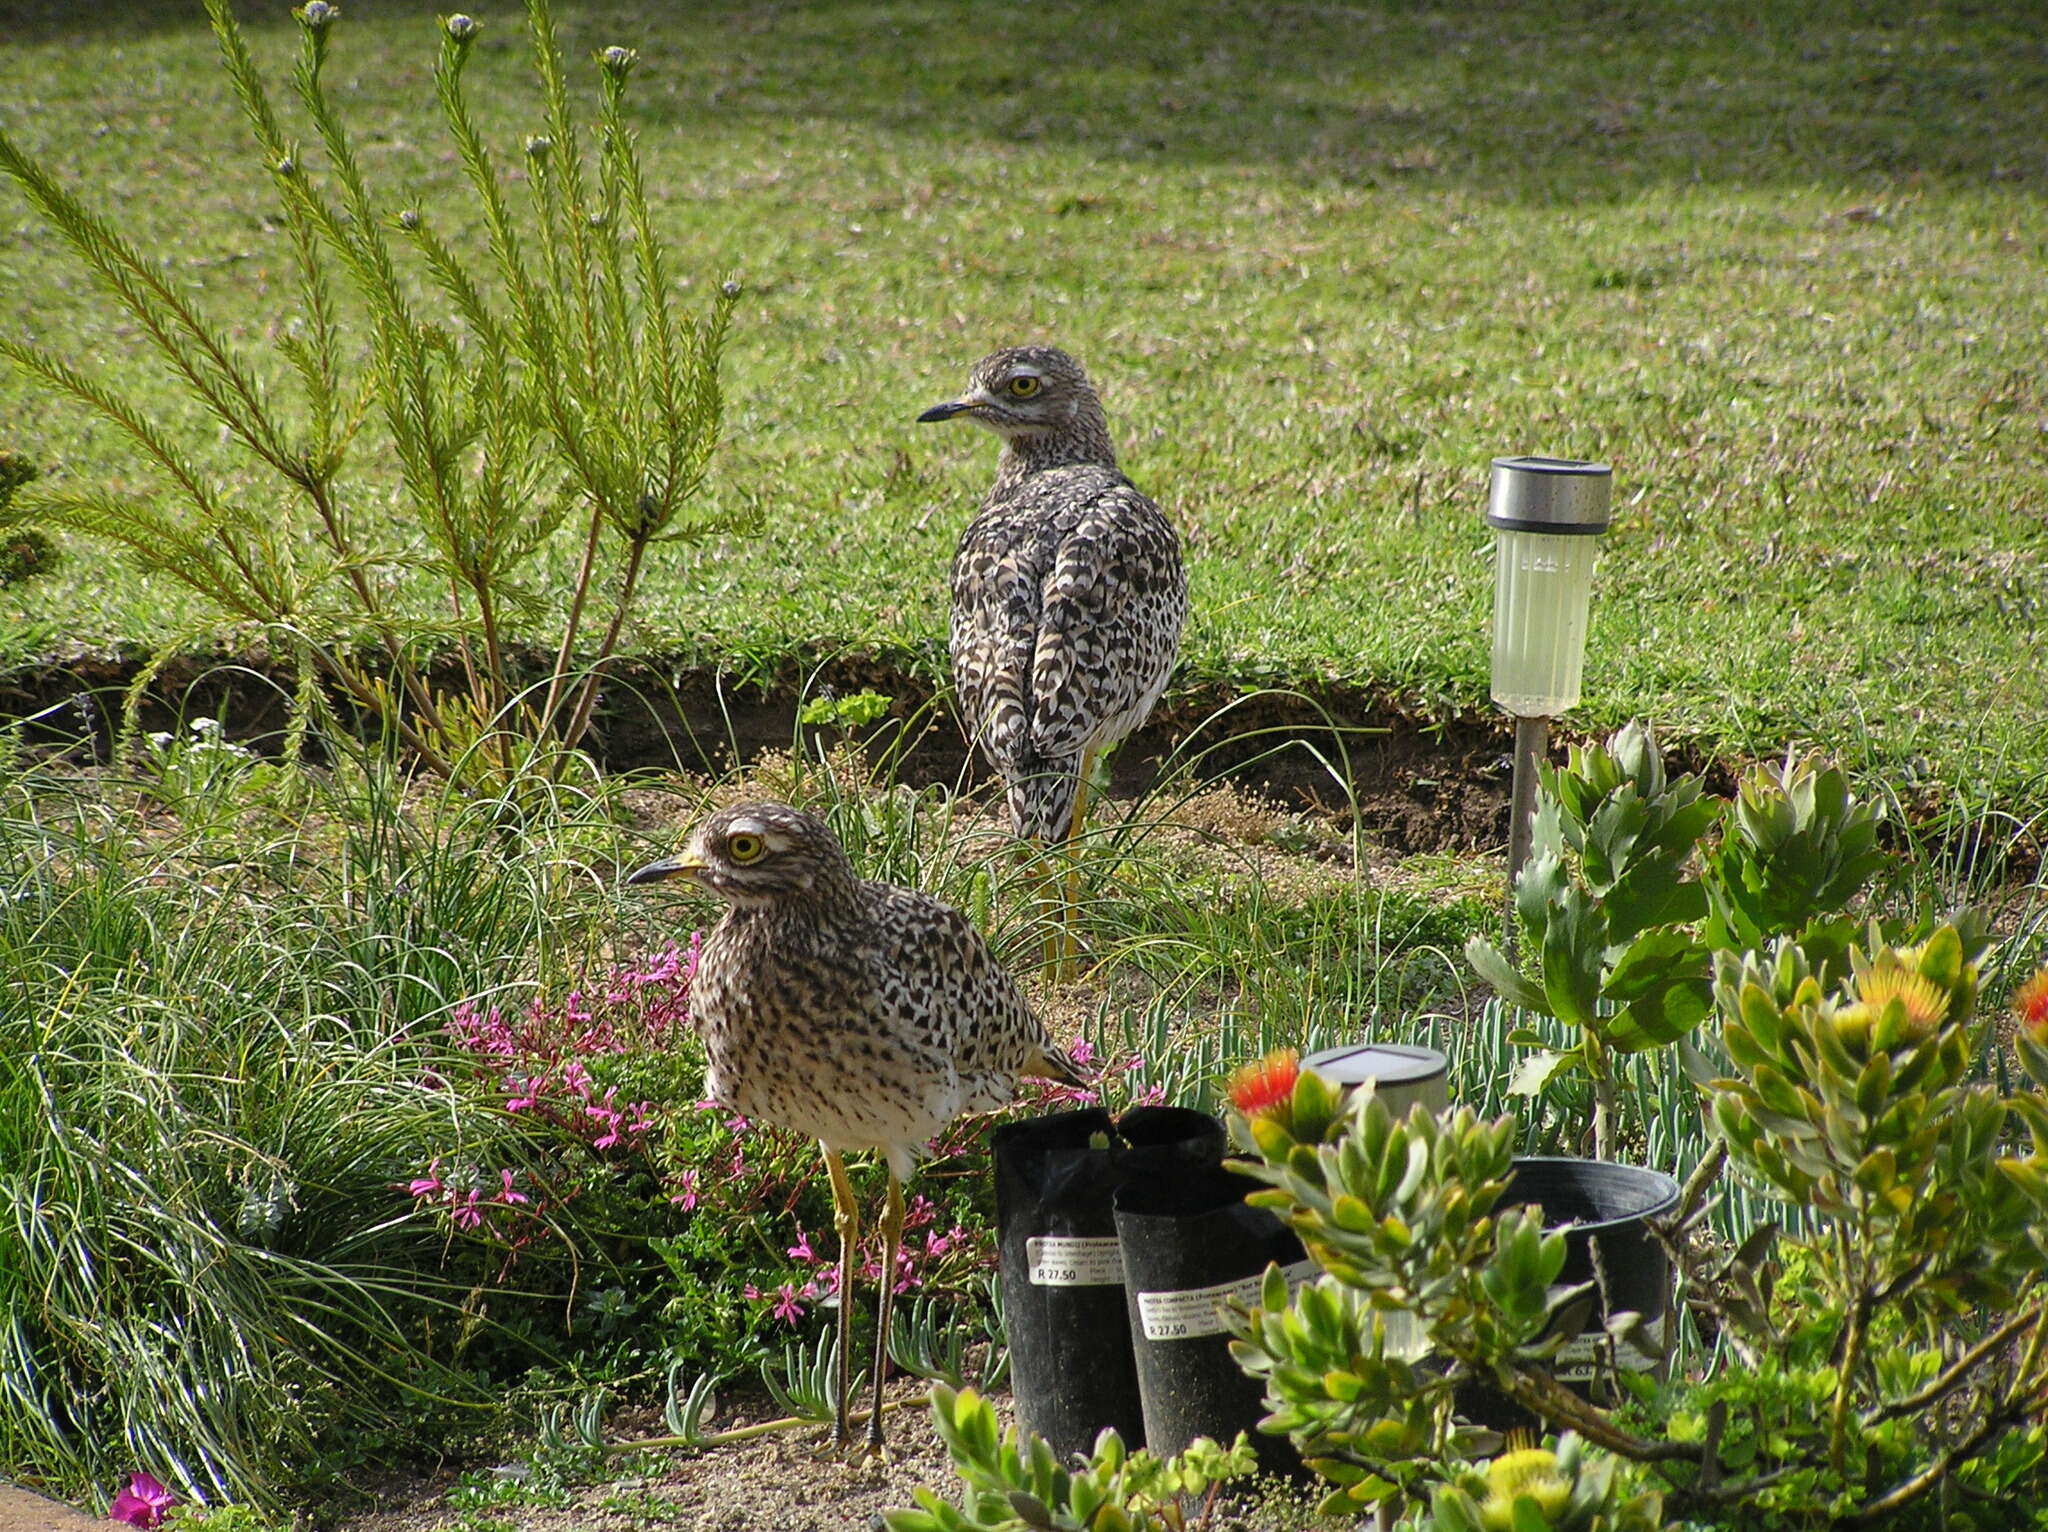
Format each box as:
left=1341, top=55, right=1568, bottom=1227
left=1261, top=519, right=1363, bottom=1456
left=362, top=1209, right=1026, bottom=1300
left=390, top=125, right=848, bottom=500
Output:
left=451, top=1190, right=484, bottom=1230
left=108, top=1473, right=175, bottom=1529
left=444, top=14, right=478, bottom=44
left=771, top=1284, right=804, bottom=1324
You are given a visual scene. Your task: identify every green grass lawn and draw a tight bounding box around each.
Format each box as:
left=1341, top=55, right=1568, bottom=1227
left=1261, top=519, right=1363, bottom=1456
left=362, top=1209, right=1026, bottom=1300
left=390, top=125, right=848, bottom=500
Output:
left=2, top=0, right=2045, bottom=808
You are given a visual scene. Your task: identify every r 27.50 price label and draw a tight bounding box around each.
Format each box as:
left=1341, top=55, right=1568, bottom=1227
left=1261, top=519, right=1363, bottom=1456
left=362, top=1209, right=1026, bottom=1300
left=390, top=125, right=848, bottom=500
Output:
left=1136, top=1258, right=1318, bottom=1341
left=1026, top=1235, right=1125, bottom=1288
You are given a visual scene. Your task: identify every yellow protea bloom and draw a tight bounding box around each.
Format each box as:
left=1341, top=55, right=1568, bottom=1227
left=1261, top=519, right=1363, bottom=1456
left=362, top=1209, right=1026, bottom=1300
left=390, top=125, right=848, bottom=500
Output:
left=1480, top=1446, right=1571, bottom=1530
left=1854, top=959, right=1949, bottom=1047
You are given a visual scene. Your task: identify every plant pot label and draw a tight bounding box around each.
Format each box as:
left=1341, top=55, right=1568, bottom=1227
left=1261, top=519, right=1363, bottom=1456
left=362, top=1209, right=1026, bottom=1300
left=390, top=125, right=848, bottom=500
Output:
left=1025, top=1235, right=1127, bottom=1288
left=1553, top=1331, right=1667, bottom=1381
left=1136, top=1258, right=1318, bottom=1341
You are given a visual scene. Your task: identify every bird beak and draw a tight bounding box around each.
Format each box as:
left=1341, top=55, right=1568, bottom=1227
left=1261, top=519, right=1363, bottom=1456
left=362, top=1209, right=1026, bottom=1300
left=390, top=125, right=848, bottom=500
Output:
left=625, top=852, right=706, bottom=887
left=917, top=397, right=979, bottom=423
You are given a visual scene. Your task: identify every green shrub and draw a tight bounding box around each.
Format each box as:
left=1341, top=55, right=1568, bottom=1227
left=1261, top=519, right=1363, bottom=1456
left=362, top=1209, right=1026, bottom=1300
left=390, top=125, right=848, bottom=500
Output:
left=1224, top=920, right=2048, bottom=1527
left=0, top=0, right=742, bottom=785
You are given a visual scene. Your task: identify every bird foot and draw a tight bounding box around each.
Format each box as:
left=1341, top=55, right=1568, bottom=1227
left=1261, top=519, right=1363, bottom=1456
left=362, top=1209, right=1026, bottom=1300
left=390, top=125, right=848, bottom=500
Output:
left=813, top=1426, right=890, bottom=1467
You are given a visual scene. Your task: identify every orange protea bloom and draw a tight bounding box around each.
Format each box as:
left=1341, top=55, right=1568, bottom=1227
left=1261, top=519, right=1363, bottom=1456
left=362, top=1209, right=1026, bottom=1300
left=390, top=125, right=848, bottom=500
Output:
left=2016, top=965, right=2048, bottom=1043
left=1227, top=1048, right=1300, bottom=1117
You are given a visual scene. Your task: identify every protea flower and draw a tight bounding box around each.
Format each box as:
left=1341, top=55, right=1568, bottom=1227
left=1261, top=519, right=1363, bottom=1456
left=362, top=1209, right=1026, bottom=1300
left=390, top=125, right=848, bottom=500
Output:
left=1480, top=1445, right=1571, bottom=1530
left=2015, top=964, right=2048, bottom=1044
left=1227, top=1048, right=1299, bottom=1119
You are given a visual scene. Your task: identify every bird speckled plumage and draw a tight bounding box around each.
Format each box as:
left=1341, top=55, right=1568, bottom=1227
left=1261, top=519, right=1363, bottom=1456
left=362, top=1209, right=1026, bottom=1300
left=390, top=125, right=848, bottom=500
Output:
left=919, top=346, right=1187, bottom=842
left=640, top=801, right=1078, bottom=1177
left=626, top=801, right=1082, bottom=1449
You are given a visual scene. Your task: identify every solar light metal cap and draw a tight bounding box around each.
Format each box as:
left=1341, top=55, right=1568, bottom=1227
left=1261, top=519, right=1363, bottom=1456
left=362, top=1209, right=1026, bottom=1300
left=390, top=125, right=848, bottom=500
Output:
left=1301, top=1042, right=1449, bottom=1117
left=1485, top=456, right=1612, bottom=535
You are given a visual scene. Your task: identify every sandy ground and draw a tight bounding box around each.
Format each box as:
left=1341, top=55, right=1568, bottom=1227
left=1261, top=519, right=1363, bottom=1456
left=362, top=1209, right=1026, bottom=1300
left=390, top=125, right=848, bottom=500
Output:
left=0, top=1487, right=102, bottom=1532
left=338, top=1382, right=970, bottom=1532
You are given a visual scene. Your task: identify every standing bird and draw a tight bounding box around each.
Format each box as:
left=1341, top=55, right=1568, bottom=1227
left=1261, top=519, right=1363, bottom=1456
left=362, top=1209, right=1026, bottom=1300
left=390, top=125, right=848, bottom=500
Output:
left=918, top=347, right=1187, bottom=958
left=626, top=801, right=1084, bottom=1454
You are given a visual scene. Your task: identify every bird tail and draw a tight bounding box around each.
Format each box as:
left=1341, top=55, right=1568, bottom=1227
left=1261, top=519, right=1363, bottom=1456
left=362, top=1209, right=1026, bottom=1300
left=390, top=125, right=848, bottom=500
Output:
left=1022, top=1041, right=1092, bottom=1089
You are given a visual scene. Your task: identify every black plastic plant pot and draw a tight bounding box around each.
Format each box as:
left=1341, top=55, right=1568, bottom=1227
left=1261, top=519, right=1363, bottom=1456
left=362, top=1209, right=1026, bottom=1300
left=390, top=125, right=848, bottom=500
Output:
left=993, top=1105, right=1228, bottom=1461
left=1461, top=1156, right=1683, bottom=1429
left=1112, top=1162, right=1308, bottom=1479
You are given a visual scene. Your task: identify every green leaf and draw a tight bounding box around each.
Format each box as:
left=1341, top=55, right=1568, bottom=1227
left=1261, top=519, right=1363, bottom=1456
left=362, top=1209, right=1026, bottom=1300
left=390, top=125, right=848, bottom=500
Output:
left=1466, top=936, right=1552, bottom=1015
left=1538, top=885, right=1604, bottom=1028
left=1507, top=1050, right=1573, bottom=1098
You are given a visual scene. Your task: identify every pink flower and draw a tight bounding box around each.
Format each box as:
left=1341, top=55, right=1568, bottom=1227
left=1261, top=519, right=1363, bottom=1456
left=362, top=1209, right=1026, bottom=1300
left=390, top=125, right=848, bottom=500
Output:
left=771, top=1284, right=804, bottom=1324
left=670, top=1170, right=700, bottom=1211
left=904, top=1195, right=938, bottom=1230
left=1069, top=1039, right=1097, bottom=1068
left=787, top=1229, right=815, bottom=1262
left=496, top=1170, right=528, bottom=1206
left=108, top=1473, right=175, bottom=1528
left=407, top=1160, right=444, bottom=1198
left=925, top=1229, right=952, bottom=1258
left=452, top=1190, right=484, bottom=1230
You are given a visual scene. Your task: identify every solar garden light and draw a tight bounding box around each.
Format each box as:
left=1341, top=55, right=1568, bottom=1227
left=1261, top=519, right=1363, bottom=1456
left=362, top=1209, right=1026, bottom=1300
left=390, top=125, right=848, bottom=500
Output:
left=1486, top=456, right=1612, bottom=892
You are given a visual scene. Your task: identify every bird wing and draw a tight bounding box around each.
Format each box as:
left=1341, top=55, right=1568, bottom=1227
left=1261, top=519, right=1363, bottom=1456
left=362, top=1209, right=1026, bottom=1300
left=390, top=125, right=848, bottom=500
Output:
left=949, top=510, right=1046, bottom=773
left=1025, top=477, right=1186, bottom=764
left=869, top=884, right=1049, bottom=1117
left=950, top=468, right=1186, bottom=774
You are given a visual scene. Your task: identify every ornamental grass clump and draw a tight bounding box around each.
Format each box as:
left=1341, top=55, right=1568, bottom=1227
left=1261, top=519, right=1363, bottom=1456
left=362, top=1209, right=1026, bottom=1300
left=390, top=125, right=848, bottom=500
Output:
left=0, top=0, right=744, bottom=787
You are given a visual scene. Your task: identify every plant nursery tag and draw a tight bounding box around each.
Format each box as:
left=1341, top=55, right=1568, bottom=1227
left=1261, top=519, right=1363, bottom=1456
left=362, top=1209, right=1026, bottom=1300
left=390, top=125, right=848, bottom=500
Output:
left=1137, top=1258, right=1318, bottom=1341
left=1026, top=1235, right=1126, bottom=1287
left=1554, top=1331, right=1666, bottom=1380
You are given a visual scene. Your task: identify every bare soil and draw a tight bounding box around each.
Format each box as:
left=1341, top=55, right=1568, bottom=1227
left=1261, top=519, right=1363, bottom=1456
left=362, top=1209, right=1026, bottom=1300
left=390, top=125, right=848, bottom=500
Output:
left=5, top=651, right=1523, bottom=858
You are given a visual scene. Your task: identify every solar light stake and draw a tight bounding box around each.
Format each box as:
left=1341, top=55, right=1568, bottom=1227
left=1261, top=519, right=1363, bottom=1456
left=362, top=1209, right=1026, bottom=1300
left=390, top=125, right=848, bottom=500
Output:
left=1487, top=457, right=1611, bottom=937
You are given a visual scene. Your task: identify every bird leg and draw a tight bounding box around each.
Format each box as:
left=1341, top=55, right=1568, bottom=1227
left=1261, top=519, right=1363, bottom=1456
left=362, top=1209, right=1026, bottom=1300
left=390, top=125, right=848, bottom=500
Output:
left=863, top=1173, right=906, bottom=1455
left=1052, top=748, right=1097, bottom=976
left=822, top=1145, right=861, bottom=1449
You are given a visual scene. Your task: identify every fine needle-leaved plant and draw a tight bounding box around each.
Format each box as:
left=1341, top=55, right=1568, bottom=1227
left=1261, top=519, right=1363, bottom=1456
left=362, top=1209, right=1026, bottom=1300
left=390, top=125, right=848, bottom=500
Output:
left=0, top=0, right=745, bottom=788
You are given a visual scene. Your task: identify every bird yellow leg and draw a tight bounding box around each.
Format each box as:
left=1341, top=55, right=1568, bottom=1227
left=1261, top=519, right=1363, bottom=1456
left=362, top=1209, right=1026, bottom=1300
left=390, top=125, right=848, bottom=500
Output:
left=822, top=1145, right=860, bottom=1448
left=863, top=1173, right=906, bottom=1455
left=1053, top=750, right=1097, bottom=976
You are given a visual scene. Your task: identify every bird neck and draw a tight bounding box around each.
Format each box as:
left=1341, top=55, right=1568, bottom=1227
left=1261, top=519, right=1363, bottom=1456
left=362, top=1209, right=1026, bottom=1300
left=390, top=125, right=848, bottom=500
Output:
left=992, top=395, right=1118, bottom=494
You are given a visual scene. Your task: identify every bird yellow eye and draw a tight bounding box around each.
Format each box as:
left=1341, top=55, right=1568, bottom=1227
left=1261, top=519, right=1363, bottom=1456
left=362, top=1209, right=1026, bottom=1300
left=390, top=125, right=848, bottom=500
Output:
left=1006, top=375, right=1041, bottom=398
left=726, top=833, right=765, bottom=863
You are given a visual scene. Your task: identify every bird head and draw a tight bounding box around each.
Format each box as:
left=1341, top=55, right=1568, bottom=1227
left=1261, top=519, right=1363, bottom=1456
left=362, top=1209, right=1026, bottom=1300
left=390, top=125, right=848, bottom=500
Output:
left=917, top=345, right=1099, bottom=442
left=626, top=802, right=853, bottom=907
